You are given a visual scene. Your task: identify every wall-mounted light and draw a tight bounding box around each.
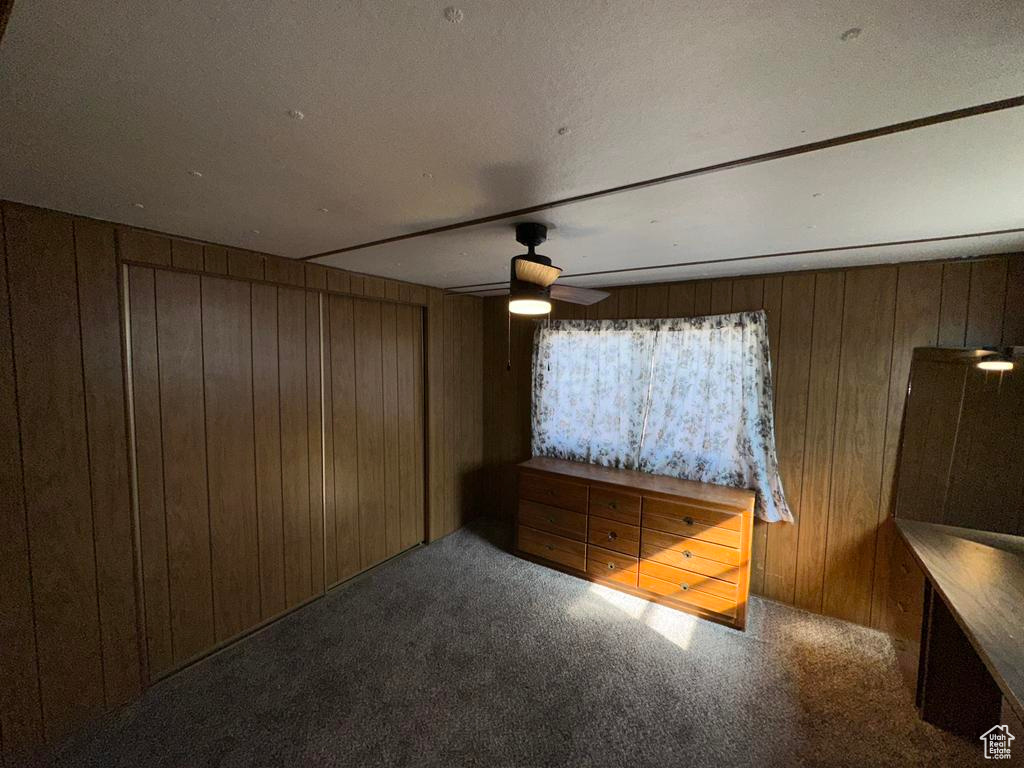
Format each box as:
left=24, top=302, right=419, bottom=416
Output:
left=977, top=358, right=1014, bottom=372
left=976, top=349, right=1016, bottom=372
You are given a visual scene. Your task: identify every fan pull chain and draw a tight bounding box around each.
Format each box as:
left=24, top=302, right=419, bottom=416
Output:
left=506, top=304, right=512, bottom=371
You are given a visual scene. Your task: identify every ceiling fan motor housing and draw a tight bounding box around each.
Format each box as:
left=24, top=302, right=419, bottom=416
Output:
left=515, top=222, right=548, bottom=249
left=509, top=258, right=552, bottom=301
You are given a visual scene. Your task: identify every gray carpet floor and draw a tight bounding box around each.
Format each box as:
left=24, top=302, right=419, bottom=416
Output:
left=44, top=519, right=985, bottom=767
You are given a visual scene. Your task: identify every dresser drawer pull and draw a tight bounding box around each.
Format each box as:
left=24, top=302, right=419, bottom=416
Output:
left=899, top=563, right=909, bottom=576
left=679, top=582, right=690, bottom=591
left=896, top=601, right=906, bottom=614
left=606, top=531, right=618, bottom=541
left=683, top=516, right=694, bottom=526
left=546, top=489, right=556, bottom=497
left=607, top=501, right=618, bottom=510
left=607, top=562, right=615, bottom=570
left=683, top=550, right=693, bottom=559
left=546, top=516, right=556, bottom=524
left=545, top=544, right=555, bottom=551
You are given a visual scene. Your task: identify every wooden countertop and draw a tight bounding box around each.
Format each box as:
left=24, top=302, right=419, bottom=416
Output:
left=518, top=456, right=755, bottom=510
left=896, top=518, right=1024, bottom=721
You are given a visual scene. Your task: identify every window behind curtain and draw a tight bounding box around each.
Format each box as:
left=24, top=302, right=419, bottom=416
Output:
left=531, top=312, right=792, bottom=522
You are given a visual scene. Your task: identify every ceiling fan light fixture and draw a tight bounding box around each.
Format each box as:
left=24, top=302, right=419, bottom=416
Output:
left=508, top=279, right=552, bottom=315
left=508, top=297, right=552, bottom=315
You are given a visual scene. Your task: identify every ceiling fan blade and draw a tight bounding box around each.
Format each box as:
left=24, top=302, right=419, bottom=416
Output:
left=549, top=284, right=610, bottom=306
left=514, top=258, right=562, bottom=287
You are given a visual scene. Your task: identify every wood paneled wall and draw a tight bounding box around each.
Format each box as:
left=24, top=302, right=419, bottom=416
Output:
left=482, top=254, right=1024, bottom=630
left=0, top=202, right=483, bottom=763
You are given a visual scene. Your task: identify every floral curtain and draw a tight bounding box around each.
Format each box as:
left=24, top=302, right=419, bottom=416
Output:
left=531, top=312, right=792, bottom=523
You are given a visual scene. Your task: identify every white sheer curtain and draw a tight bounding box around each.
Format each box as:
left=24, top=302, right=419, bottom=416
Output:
left=531, top=312, right=792, bottom=523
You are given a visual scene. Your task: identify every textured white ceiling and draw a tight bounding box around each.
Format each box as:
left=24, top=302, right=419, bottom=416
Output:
left=1, top=1, right=1023, bottom=290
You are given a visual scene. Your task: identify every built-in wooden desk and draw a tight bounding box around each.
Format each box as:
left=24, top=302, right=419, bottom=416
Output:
left=896, top=519, right=1024, bottom=738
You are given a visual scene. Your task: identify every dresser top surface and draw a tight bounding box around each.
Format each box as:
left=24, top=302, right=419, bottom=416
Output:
left=518, top=456, right=754, bottom=510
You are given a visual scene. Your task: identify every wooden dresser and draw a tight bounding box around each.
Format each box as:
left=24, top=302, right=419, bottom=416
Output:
left=516, top=457, right=756, bottom=630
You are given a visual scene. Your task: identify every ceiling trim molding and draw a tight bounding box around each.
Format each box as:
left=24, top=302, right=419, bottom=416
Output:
left=304, top=95, right=1024, bottom=262
left=445, top=227, right=1024, bottom=292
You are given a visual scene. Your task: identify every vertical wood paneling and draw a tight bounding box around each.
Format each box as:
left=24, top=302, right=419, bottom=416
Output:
left=5, top=206, right=105, bottom=739
left=710, top=279, right=733, bottom=313
left=127, top=267, right=173, bottom=675
left=305, top=293, right=325, bottom=593
left=321, top=295, right=338, bottom=586
left=666, top=282, right=695, bottom=316
left=616, top=287, right=637, bottom=318
left=202, top=277, right=260, bottom=640
left=227, top=249, right=264, bottom=281
left=328, top=295, right=360, bottom=582
left=595, top=290, right=618, bottom=319
left=869, top=263, right=942, bottom=629
left=763, top=273, right=815, bottom=604
left=155, top=270, right=216, bottom=662
left=354, top=299, right=387, bottom=566
left=251, top=284, right=287, bottom=618
left=412, top=310, right=426, bottom=543
left=1003, top=257, right=1024, bottom=345
left=730, top=277, right=763, bottom=312
left=305, top=264, right=328, bottom=291
left=381, top=304, right=402, bottom=555
left=822, top=266, right=897, bottom=625
left=264, top=256, right=304, bottom=287
left=396, top=305, right=418, bottom=549
left=693, top=281, right=712, bottom=315
left=443, top=296, right=457, bottom=533
left=72, top=220, right=142, bottom=706
left=636, top=284, right=668, bottom=317
left=363, top=276, right=386, bottom=298
left=1, top=202, right=450, bottom=762
left=426, top=289, right=445, bottom=540
left=203, top=246, right=227, bottom=275
left=791, top=271, right=845, bottom=613
left=170, top=240, right=203, bottom=271
left=965, top=258, right=1008, bottom=346
left=118, top=229, right=170, bottom=266
left=278, top=288, right=312, bottom=605
left=0, top=206, right=45, bottom=757
left=326, top=269, right=350, bottom=294
left=937, top=262, right=970, bottom=346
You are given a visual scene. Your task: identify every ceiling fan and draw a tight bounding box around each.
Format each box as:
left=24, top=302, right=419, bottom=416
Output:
left=508, top=222, right=609, bottom=315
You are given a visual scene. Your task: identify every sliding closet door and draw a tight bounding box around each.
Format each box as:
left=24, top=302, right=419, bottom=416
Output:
left=127, top=267, right=324, bottom=678
left=128, top=268, right=425, bottom=678
left=327, top=296, right=424, bottom=582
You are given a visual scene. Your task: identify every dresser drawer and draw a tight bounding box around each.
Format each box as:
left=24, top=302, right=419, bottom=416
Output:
left=519, top=500, right=588, bottom=541
left=587, top=516, right=640, bottom=557
left=642, top=498, right=741, bottom=549
left=586, top=545, right=639, bottom=588
left=640, top=539, right=740, bottom=584
left=639, top=558, right=737, bottom=601
left=638, top=572, right=737, bottom=618
left=643, top=497, right=741, bottom=529
left=889, top=539, right=925, bottom=610
left=518, top=525, right=587, bottom=571
left=640, top=527, right=741, bottom=567
left=588, top=487, right=641, bottom=525
left=519, top=472, right=589, bottom=514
